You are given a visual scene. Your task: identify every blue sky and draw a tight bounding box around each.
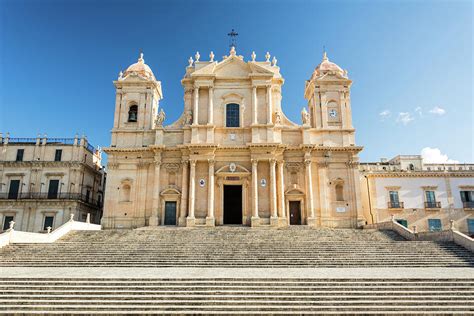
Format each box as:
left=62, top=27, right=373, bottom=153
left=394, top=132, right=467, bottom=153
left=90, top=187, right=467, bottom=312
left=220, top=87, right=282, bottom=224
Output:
left=0, top=0, right=472, bottom=163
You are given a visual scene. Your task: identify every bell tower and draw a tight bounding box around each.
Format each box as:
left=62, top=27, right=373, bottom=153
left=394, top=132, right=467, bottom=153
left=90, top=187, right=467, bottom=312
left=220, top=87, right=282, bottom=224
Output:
left=304, top=52, right=355, bottom=147
left=110, top=53, right=163, bottom=148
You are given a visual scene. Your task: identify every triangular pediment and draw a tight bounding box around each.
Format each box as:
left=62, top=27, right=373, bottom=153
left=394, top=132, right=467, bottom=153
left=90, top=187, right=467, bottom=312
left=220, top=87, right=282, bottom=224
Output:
left=191, top=56, right=275, bottom=78
left=214, top=56, right=251, bottom=78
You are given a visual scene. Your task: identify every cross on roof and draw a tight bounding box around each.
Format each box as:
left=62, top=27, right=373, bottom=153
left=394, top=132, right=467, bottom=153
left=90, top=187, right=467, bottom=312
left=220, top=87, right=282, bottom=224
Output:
left=227, top=29, right=238, bottom=48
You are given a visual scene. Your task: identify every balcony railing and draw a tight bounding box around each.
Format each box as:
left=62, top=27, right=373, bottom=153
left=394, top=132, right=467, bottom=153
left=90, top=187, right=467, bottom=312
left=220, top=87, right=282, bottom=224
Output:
left=463, top=201, right=474, bottom=209
left=425, top=201, right=441, bottom=209
left=0, top=192, right=102, bottom=208
left=388, top=201, right=404, bottom=209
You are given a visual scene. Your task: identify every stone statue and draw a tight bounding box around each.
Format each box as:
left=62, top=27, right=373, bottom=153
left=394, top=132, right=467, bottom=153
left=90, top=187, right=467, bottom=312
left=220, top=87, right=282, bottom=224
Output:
left=185, top=110, right=193, bottom=125
left=155, top=108, right=166, bottom=127
left=301, top=107, right=310, bottom=125
left=274, top=111, right=281, bottom=124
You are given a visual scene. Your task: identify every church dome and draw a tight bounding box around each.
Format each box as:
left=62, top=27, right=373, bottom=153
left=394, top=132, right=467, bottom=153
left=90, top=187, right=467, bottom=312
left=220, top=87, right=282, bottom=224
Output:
left=123, top=53, right=156, bottom=80
left=311, top=52, right=345, bottom=79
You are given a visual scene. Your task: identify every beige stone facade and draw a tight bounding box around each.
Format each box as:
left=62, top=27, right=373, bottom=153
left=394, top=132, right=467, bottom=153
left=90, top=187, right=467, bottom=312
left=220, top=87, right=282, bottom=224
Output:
left=0, top=134, right=105, bottom=232
left=360, top=155, right=474, bottom=234
left=102, top=49, right=365, bottom=229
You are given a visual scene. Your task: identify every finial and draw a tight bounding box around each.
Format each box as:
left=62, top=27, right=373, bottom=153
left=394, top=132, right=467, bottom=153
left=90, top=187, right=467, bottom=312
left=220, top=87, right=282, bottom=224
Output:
left=227, top=29, right=239, bottom=48
left=209, top=51, right=215, bottom=62
left=322, top=51, right=328, bottom=61
left=188, top=56, right=194, bottom=66
left=118, top=71, right=123, bottom=79
left=195, top=51, right=200, bottom=62
left=265, top=52, right=271, bottom=62
left=138, top=51, right=144, bottom=63
left=230, top=46, right=236, bottom=56
left=272, top=56, right=277, bottom=66
left=251, top=51, right=256, bottom=62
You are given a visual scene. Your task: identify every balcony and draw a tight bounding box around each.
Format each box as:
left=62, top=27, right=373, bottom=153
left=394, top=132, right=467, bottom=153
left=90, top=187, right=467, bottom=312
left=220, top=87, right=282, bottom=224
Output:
left=424, top=201, right=441, bottom=209
left=463, top=201, right=474, bottom=210
left=0, top=192, right=102, bottom=208
left=387, top=201, right=404, bottom=209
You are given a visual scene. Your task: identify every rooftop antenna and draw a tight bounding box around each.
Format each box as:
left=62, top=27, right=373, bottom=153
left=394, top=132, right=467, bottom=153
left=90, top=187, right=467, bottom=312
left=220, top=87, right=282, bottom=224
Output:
left=227, top=29, right=238, bottom=48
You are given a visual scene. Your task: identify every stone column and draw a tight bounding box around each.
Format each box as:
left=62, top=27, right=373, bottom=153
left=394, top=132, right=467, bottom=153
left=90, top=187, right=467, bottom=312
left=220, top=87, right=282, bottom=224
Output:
left=252, top=86, right=258, bottom=125
left=179, top=159, right=189, bottom=226
left=270, top=159, right=278, bottom=226
left=208, top=87, right=214, bottom=125
left=277, top=160, right=286, bottom=221
left=206, top=159, right=215, bottom=226
left=187, top=159, right=196, bottom=226
left=193, top=86, right=199, bottom=125
left=266, top=85, right=273, bottom=124
left=251, top=159, right=260, bottom=227
left=149, top=160, right=161, bottom=226
left=305, top=159, right=316, bottom=226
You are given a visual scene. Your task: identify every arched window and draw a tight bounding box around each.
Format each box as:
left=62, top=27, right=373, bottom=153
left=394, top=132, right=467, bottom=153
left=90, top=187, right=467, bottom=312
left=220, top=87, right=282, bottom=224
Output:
left=409, top=163, right=414, bottom=171
left=121, top=184, right=131, bottom=202
left=336, top=184, right=344, bottom=201
left=128, top=105, right=138, bottom=122
left=226, top=103, right=239, bottom=127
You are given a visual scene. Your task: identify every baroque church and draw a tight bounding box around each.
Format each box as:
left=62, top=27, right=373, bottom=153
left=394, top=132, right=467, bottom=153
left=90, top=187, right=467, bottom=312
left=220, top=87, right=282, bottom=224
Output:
left=102, top=47, right=365, bottom=229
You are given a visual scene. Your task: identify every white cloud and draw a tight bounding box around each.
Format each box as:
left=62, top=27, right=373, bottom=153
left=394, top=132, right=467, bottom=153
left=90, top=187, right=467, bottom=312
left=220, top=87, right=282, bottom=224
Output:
left=421, top=147, right=459, bottom=164
left=396, top=112, right=414, bottom=125
left=414, top=107, right=423, bottom=117
left=379, top=110, right=391, bottom=121
left=429, top=106, right=446, bottom=115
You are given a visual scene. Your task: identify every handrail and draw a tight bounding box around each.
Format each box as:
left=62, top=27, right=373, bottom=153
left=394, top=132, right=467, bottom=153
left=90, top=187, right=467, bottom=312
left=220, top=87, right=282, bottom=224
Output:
left=0, top=192, right=102, bottom=208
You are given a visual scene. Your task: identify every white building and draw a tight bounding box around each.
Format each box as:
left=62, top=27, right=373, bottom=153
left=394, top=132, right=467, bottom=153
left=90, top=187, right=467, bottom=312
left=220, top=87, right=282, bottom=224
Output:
left=0, top=133, right=105, bottom=232
left=360, top=155, right=474, bottom=235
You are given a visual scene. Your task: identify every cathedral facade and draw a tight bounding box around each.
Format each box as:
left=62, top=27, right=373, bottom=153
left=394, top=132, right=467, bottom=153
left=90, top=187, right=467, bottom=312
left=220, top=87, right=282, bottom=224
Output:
left=102, top=47, right=365, bottom=229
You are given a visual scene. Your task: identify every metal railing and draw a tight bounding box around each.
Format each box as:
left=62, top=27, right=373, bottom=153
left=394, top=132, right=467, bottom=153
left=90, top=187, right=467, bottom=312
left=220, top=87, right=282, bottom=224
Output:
left=388, top=201, right=404, bottom=209
left=6, top=138, right=37, bottom=144
left=463, top=201, right=474, bottom=209
left=425, top=201, right=441, bottom=209
left=0, top=192, right=102, bottom=208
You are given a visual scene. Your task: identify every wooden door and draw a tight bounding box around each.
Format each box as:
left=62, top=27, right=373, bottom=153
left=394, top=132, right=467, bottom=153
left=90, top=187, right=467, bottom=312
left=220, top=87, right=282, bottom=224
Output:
left=289, top=201, right=301, bottom=225
left=164, top=201, right=177, bottom=225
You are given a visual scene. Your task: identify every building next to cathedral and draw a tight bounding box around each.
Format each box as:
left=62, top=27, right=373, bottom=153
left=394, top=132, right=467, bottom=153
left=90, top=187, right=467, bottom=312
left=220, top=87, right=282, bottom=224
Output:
left=102, top=48, right=366, bottom=229
left=0, top=134, right=105, bottom=232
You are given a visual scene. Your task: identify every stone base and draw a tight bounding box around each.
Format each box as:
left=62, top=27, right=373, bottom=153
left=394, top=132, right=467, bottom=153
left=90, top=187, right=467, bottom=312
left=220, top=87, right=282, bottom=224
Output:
left=186, top=216, right=195, bottom=227
left=250, top=216, right=260, bottom=227
left=270, top=216, right=279, bottom=227
left=178, top=217, right=187, bottom=227
left=148, top=216, right=159, bottom=227
left=278, top=217, right=288, bottom=227
left=307, top=217, right=317, bottom=227
left=205, top=217, right=215, bottom=227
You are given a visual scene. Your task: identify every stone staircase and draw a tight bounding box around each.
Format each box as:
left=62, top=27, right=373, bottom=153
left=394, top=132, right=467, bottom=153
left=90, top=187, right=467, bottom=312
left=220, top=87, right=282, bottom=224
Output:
left=0, top=227, right=473, bottom=267
left=1, top=227, right=473, bottom=314
left=0, top=278, right=473, bottom=314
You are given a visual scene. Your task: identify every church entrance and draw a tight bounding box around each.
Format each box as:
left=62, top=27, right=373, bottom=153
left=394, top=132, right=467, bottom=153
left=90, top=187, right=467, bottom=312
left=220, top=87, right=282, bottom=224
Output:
left=223, top=185, right=242, bottom=224
left=164, top=201, right=177, bottom=225
left=289, top=201, right=301, bottom=225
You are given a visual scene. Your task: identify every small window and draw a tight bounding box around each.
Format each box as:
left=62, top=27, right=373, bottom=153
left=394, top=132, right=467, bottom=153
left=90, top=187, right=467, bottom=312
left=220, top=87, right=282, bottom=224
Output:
left=16, top=149, right=24, bottom=162
left=460, top=191, right=474, bottom=202
left=425, top=190, right=436, bottom=203
left=128, top=105, right=138, bottom=122
left=428, top=218, right=442, bottom=232
left=85, top=189, right=90, bottom=203
left=335, top=184, right=344, bottom=201
left=226, top=103, right=239, bottom=127
left=2, top=216, right=14, bottom=231
left=43, top=216, right=54, bottom=231
left=54, top=149, right=62, bottom=162
left=396, top=219, right=408, bottom=228
left=467, top=219, right=474, bottom=235
left=8, top=180, right=20, bottom=199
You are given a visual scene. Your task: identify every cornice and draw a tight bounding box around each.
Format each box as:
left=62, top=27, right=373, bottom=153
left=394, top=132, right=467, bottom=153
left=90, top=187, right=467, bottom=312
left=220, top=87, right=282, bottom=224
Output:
left=300, top=145, right=363, bottom=153
left=103, top=147, right=153, bottom=153
left=363, top=171, right=474, bottom=178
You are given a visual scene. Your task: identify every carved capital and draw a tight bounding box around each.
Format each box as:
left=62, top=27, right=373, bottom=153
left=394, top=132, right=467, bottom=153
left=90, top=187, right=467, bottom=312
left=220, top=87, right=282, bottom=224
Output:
left=208, top=159, right=215, bottom=166
left=189, top=159, right=197, bottom=167
left=251, top=159, right=259, bottom=165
